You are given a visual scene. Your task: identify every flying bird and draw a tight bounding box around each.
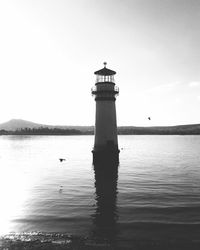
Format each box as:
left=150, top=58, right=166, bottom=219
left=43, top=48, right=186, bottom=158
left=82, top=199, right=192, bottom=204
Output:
left=148, top=117, right=151, bottom=120
left=59, top=158, right=66, bottom=162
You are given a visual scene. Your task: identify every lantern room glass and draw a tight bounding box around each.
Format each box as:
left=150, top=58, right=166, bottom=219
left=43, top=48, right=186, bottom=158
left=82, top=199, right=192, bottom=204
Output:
left=96, top=75, right=115, bottom=83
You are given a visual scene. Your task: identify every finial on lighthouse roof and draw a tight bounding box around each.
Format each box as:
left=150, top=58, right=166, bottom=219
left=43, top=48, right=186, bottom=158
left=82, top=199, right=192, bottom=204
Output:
left=94, top=63, right=116, bottom=76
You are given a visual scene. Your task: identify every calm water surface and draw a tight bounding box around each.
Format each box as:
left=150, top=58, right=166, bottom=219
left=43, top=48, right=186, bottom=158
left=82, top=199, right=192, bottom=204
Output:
left=0, top=135, right=200, bottom=247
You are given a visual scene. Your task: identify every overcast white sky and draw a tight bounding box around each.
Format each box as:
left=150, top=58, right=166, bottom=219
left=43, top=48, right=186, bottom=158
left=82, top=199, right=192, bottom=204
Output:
left=0, top=0, right=200, bottom=126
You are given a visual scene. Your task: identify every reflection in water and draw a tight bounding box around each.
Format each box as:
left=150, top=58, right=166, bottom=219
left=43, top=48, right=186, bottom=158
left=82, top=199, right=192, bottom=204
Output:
left=91, top=162, right=119, bottom=244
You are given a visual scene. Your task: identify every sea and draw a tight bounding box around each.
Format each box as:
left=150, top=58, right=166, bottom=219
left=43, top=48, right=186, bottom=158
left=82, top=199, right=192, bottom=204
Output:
left=0, top=135, right=200, bottom=249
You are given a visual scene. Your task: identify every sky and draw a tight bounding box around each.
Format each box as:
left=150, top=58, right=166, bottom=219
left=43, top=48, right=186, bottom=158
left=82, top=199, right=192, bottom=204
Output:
left=0, top=0, right=200, bottom=126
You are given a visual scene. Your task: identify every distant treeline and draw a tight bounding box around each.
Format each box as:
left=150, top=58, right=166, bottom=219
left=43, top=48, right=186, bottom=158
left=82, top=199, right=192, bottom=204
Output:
left=0, top=127, right=88, bottom=135
left=118, top=125, right=200, bottom=135
left=0, top=125, right=200, bottom=135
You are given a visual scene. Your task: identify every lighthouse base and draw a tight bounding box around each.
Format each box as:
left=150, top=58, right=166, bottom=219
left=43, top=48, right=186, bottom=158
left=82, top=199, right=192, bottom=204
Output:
left=92, top=147, right=120, bottom=164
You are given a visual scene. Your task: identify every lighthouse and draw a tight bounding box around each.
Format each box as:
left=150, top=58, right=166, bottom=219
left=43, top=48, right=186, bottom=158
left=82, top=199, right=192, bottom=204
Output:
left=92, top=63, right=119, bottom=164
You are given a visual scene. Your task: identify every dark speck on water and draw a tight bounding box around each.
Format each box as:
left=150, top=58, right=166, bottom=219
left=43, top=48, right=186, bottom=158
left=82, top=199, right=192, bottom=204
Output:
left=0, top=135, right=200, bottom=249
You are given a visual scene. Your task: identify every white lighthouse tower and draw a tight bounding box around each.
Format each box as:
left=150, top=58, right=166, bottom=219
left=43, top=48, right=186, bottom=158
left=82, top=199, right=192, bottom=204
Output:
left=92, top=63, right=119, bottom=163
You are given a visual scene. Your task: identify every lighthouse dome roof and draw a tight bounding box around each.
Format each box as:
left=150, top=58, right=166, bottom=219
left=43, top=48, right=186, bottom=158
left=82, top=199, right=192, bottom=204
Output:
left=94, top=63, right=116, bottom=76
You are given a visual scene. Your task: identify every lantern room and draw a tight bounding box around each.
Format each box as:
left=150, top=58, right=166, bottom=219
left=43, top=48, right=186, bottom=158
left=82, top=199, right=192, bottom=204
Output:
left=94, top=62, right=116, bottom=84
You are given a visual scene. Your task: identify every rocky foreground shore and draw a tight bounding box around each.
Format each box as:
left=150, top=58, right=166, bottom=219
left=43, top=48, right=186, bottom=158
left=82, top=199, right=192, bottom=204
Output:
left=1, top=232, right=200, bottom=250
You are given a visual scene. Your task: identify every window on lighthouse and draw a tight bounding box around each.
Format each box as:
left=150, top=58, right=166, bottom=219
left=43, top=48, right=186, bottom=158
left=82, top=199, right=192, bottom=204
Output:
left=96, top=75, right=115, bottom=83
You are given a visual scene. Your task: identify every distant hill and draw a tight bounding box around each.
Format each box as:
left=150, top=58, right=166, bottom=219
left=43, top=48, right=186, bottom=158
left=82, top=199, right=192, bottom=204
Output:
left=0, top=119, right=94, bottom=133
left=0, top=119, right=45, bottom=131
left=0, top=119, right=200, bottom=135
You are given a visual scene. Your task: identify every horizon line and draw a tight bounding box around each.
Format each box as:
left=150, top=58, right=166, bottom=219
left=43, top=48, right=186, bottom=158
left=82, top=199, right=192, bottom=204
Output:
left=0, top=118, right=200, bottom=128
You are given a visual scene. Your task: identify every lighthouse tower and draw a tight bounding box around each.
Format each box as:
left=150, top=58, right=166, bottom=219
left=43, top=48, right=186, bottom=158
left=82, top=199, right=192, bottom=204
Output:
left=92, top=63, right=119, bottom=164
